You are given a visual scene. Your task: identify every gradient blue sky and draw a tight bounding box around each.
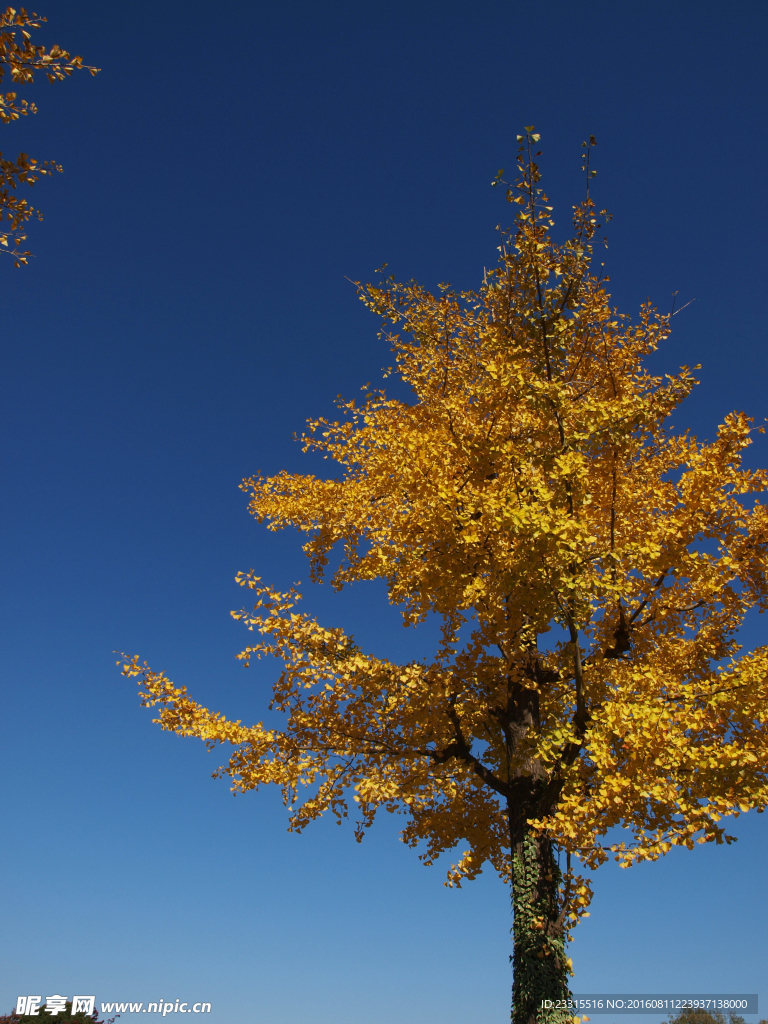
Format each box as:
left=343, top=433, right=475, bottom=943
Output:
left=2, top=2, right=768, bottom=1022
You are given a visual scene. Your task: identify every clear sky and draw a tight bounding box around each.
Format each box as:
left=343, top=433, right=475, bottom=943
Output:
left=2, top=2, right=768, bottom=1022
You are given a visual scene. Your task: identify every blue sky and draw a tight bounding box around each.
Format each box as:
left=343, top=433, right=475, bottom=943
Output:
left=2, top=1, right=768, bottom=1022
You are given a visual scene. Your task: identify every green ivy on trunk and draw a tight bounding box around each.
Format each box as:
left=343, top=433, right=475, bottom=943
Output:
left=512, top=827, right=572, bottom=1024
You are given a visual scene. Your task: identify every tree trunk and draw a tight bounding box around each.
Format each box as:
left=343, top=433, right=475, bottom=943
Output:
left=511, top=824, right=572, bottom=1024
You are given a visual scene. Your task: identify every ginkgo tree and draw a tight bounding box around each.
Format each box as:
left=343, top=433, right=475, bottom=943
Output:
left=0, top=6, right=98, bottom=265
left=122, top=130, right=768, bottom=1024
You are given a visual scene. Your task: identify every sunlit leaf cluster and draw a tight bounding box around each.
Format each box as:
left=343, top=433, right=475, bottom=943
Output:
left=0, top=7, right=98, bottom=264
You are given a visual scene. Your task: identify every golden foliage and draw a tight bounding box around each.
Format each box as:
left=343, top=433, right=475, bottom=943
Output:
left=122, top=132, right=768, bottom=920
left=0, top=7, right=98, bottom=264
